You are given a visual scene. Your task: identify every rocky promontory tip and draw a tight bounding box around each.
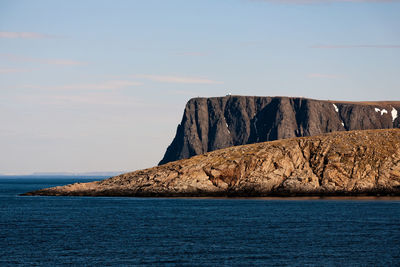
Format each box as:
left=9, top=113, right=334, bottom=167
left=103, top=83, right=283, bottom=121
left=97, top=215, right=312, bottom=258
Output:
left=23, top=129, right=400, bottom=197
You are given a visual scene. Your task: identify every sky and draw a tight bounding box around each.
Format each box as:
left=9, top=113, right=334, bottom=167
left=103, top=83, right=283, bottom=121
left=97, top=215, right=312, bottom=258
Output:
left=1, top=0, right=400, bottom=174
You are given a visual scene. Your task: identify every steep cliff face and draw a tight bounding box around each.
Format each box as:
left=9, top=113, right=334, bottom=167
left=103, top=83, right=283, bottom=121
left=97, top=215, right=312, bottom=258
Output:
left=159, top=96, right=400, bottom=165
left=24, top=129, right=400, bottom=197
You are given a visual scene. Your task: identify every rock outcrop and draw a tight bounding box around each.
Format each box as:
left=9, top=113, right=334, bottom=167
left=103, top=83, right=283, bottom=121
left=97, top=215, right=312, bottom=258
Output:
left=24, top=129, right=400, bottom=197
left=159, top=96, right=400, bottom=165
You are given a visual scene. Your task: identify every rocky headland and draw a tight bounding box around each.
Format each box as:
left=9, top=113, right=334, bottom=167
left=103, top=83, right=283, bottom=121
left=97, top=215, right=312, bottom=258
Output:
left=24, top=129, right=400, bottom=197
left=160, top=96, right=400, bottom=165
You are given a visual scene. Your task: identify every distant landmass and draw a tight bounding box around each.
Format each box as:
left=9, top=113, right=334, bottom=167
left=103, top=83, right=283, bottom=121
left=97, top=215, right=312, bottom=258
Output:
left=23, top=129, right=400, bottom=197
left=31, top=171, right=126, bottom=176
left=159, top=96, right=400, bottom=165
left=1, top=172, right=125, bottom=177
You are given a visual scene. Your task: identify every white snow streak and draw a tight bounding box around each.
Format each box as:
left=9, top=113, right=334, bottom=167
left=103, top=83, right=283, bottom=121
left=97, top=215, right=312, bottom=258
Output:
left=374, top=107, right=388, bottom=116
left=392, top=108, right=398, bottom=122
left=332, top=104, right=339, bottom=113
left=226, top=122, right=230, bottom=133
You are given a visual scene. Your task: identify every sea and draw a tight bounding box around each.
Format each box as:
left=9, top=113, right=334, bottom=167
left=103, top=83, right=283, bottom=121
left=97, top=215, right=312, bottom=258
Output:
left=1, top=176, right=399, bottom=266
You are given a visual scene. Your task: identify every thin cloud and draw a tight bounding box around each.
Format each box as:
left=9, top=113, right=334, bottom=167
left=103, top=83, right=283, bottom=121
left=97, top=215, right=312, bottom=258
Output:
left=168, top=90, right=200, bottom=96
left=17, top=92, right=140, bottom=107
left=0, top=53, right=86, bottom=66
left=24, top=80, right=142, bottom=91
left=133, top=74, right=223, bottom=84
left=240, top=41, right=268, bottom=47
left=0, top=31, right=56, bottom=39
left=55, top=80, right=142, bottom=90
left=308, top=73, right=341, bottom=78
left=175, top=52, right=208, bottom=56
left=43, top=59, right=85, bottom=65
left=45, top=94, right=133, bottom=106
left=15, top=80, right=147, bottom=108
left=311, top=44, right=400, bottom=48
left=0, top=68, right=31, bottom=74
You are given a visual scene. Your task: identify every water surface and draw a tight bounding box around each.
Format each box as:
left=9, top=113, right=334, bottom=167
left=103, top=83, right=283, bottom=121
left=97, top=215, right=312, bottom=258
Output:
left=1, top=177, right=399, bottom=266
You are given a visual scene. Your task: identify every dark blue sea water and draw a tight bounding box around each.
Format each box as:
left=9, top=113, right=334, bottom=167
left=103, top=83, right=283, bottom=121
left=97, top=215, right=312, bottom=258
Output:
left=1, top=177, right=400, bottom=266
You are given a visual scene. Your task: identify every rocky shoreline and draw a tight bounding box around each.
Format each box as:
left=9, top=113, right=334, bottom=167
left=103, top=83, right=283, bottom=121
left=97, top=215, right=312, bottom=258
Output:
left=23, top=129, right=400, bottom=197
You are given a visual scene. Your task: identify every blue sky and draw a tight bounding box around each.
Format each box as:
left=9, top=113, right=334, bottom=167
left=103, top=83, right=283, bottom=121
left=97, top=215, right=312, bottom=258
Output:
left=1, top=0, right=400, bottom=174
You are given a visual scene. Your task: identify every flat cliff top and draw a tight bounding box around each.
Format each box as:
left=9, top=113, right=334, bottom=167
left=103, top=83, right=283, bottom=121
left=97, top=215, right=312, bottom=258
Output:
left=24, top=129, right=400, bottom=197
left=190, top=95, right=400, bottom=105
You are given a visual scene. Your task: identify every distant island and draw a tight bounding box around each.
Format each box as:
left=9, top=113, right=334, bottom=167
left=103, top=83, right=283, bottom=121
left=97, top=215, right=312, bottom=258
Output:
left=30, top=171, right=125, bottom=177
left=23, top=96, right=400, bottom=197
left=1, top=172, right=125, bottom=177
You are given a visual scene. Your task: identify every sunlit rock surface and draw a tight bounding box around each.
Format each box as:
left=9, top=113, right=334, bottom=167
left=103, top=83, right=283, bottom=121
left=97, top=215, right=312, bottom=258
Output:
left=159, top=96, right=400, bottom=165
left=24, top=129, right=400, bottom=197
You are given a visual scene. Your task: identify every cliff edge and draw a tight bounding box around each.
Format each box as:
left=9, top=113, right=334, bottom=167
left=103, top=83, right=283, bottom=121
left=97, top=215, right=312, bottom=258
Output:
left=159, top=96, right=400, bottom=165
left=24, top=129, right=400, bottom=197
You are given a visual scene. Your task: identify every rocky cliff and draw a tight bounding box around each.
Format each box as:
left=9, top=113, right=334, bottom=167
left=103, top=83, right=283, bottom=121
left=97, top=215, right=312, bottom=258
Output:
left=159, top=96, right=400, bottom=165
left=24, top=129, right=400, bottom=197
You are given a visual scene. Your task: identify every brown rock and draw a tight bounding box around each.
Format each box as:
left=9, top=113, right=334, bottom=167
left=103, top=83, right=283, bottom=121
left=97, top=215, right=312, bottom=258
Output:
left=159, top=96, right=400, bottom=165
left=23, top=129, right=400, bottom=197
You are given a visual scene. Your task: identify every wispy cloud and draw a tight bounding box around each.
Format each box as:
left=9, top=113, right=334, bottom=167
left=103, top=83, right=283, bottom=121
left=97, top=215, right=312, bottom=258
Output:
left=308, top=73, right=341, bottom=78
left=252, top=0, right=399, bottom=3
left=240, top=41, right=268, bottom=47
left=132, top=74, right=223, bottom=84
left=42, top=59, right=84, bottom=65
left=0, top=31, right=56, bottom=39
left=13, top=79, right=145, bottom=108
left=175, top=52, right=208, bottom=56
left=311, top=44, right=400, bottom=48
left=24, top=80, right=142, bottom=91
left=42, top=93, right=134, bottom=106
left=0, top=53, right=86, bottom=66
left=17, top=92, right=139, bottom=107
left=0, top=68, right=31, bottom=74
left=168, top=90, right=200, bottom=96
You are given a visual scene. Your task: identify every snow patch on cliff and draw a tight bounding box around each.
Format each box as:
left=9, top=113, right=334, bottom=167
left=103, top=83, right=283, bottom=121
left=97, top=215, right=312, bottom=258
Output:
left=375, top=108, right=388, bottom=116
left=225, top=122, right=230, bottom=133
left=392, top=108, right=398, bottom=122
left=333, top=104, right=339, bottom=113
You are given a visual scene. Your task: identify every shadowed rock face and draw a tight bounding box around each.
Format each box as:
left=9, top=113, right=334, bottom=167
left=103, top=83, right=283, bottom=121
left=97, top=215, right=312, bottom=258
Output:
left=24, top=129, right=400, bottom=197
left=159, top=96, right=400, bottom=165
